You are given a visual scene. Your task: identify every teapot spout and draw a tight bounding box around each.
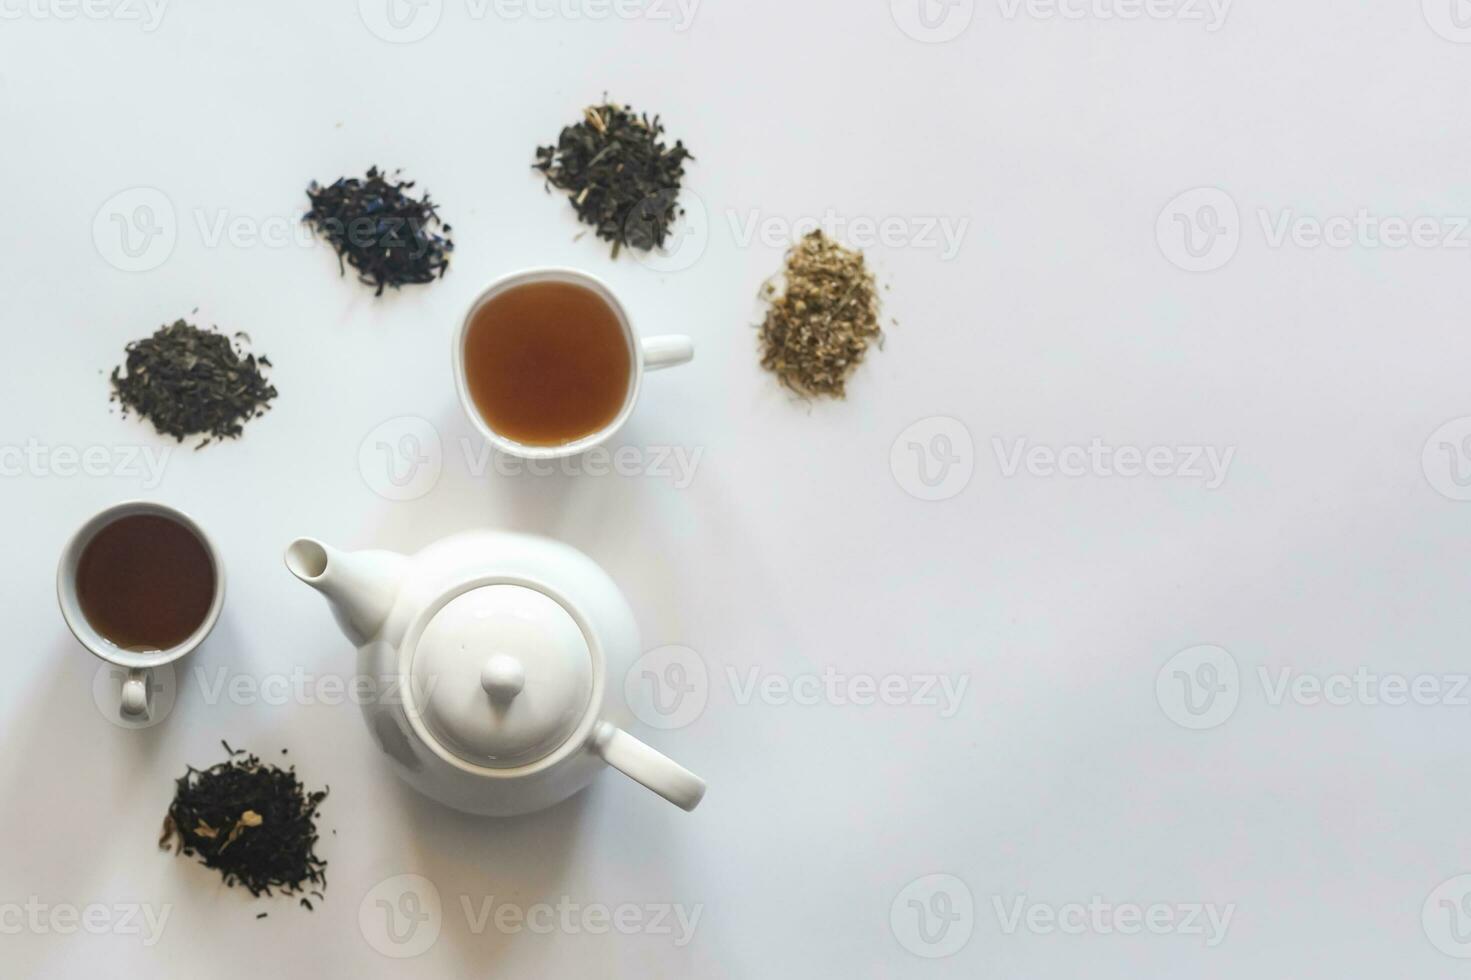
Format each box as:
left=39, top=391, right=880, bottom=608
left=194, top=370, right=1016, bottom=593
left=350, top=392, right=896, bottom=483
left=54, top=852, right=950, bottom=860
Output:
left=285, top=538, right=407, bottom=645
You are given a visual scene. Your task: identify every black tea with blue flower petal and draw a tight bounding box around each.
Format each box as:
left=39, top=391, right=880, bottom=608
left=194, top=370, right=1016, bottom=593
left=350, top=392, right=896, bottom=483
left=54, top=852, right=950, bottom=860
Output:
left=304, top=167, right=453, bottom=296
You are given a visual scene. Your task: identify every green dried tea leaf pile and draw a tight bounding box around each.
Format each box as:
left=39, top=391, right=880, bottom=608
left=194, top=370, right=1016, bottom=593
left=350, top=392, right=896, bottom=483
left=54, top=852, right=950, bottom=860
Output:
left=160, top=744, right=328, bottom=907
left=534, top=101, right=694, bottom=257
left=758, top=231, right=883, bottom=398
left=304, top=166, right=453, bottom=295
left=111, top=319, right=277, bottom=448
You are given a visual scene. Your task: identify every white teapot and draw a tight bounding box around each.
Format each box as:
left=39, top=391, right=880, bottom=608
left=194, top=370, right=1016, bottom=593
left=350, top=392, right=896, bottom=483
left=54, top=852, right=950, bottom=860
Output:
left=283, top=530, right=706, bottom=815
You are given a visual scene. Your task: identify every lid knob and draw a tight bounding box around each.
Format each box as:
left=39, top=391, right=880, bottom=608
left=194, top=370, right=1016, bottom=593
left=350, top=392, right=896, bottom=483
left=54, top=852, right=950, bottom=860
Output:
left=480, top=654, right=526, bottom=702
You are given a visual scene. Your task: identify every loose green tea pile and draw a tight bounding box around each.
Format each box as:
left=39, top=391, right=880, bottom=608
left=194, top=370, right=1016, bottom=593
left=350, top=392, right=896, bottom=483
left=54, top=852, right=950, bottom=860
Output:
left=534, top=101, right=693, bottom=257
left=758, top=231, right=884, bottom=398
left=160, top=744, right=328, bottom=907
left=111, top=319, right=277, bottom=448
left=304, top=167, right=453, bottom=295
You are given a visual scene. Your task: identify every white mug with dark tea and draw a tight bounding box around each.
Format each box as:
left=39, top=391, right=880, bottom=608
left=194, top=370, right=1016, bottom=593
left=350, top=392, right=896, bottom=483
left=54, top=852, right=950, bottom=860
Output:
left=57, top=501, right=225, bottom=721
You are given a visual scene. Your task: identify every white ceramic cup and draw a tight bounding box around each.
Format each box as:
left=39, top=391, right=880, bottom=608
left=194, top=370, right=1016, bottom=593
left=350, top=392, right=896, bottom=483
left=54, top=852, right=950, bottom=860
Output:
left=453, top=267, right=694, bottom=459
left=57, top=501, right=225, bottom=722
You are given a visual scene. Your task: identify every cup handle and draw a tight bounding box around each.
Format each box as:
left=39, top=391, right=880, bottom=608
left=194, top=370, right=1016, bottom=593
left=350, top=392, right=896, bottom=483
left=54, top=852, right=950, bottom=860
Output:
left=641, top=335, right=694, bottom=372
left=593, top=722, right=706, bottom=811
left=120, top=667, right=152, bottom=721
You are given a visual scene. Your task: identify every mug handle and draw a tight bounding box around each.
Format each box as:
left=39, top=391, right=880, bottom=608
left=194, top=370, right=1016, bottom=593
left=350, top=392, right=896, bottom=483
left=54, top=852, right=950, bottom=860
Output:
left=593, top=722, right=706, bottom=811
left=641, top=335, right=694, bottom=371
left=120, top=667, right=152, bottom=721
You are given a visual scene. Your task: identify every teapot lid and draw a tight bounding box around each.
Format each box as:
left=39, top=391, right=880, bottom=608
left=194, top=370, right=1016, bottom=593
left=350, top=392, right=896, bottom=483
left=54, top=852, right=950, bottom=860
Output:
left=409, top=584, right=593, bottom=769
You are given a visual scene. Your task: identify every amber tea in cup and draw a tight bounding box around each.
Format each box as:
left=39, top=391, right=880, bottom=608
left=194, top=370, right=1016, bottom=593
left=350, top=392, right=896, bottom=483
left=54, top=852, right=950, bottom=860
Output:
left=454, top=268, right=694, bottom=460
left=463, top=279, right=633, bottom=447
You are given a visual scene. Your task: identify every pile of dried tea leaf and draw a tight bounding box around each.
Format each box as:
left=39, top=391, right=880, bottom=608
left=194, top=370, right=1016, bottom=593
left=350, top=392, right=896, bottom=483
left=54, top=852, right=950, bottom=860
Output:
left=758, top=231, right=883, bottom=398
left=111, top=319, right=277, bottom=448
left=304, top=166, right=453, bottom=295
left=160, top=743, right=328, bottom=908
left=534, top=101, right=693, bottom=257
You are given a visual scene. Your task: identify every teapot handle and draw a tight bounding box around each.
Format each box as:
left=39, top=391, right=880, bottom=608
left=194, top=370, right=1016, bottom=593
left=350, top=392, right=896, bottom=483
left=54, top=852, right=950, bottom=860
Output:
left=593, top=722, right=706, bottom=811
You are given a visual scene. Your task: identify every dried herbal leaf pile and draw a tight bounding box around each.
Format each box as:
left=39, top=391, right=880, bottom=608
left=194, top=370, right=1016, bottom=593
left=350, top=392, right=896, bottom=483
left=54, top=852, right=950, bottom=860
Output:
left=160, top=744, right=329, bottom=907
left=111, top=319, right=277, bottom=448
left=758, top=231, right=884, bottom=398
left=304, top=166, right=453, bottom=295
left=534, top=101, right=694, bottom=257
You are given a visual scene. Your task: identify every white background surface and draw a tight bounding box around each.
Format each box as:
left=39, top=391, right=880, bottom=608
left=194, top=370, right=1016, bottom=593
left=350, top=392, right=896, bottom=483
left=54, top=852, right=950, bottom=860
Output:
left=4, top=0, right=1471, bottom=976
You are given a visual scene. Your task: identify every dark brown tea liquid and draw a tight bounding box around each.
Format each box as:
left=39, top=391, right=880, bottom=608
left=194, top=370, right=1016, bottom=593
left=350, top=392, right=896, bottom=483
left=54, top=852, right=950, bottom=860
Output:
left=76, top=514, right=215, bottom=651
left=463, top=280, right=632, bottom=447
